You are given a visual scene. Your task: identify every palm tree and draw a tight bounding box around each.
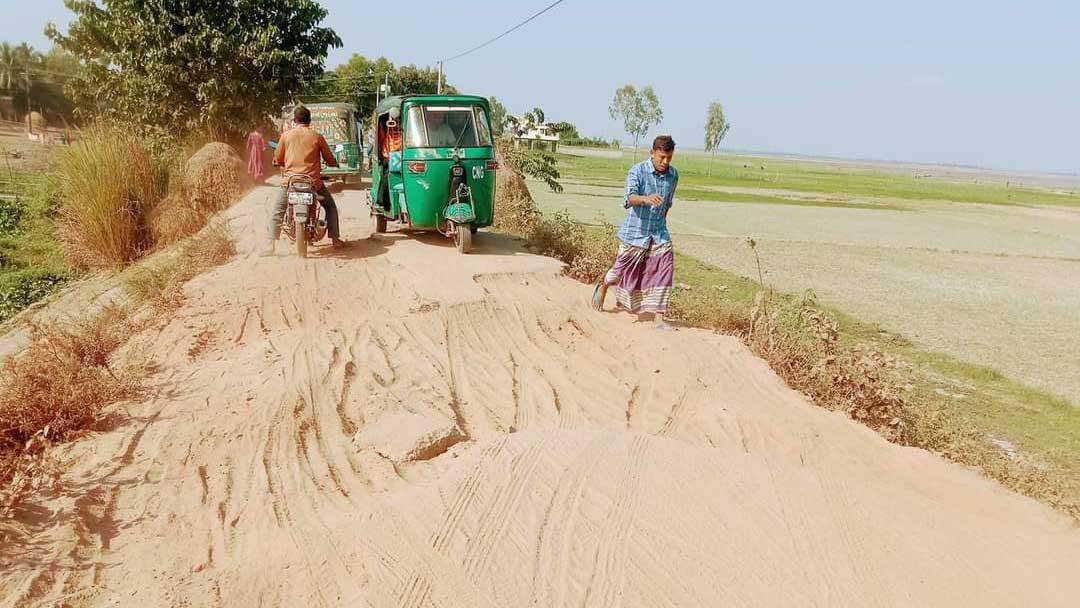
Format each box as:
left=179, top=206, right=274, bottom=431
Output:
left=0, top=43, right=15, bottom=91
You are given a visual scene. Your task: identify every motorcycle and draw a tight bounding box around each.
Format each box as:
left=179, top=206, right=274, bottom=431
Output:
left=281, top=174, right=327, bottom=258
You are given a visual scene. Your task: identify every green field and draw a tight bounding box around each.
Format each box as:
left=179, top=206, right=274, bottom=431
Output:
left=558, top=149, right=1080, bottom=208
left=0, top=172, right=70, bottom=323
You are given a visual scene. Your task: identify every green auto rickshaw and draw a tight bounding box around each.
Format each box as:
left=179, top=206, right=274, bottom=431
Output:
left=280, top=102, right=363, bottom=187
left=369, top=95, right=497, bottom=253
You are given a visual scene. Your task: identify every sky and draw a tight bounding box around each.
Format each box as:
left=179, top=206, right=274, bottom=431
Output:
left=3, top=0, right=1078, bottom=173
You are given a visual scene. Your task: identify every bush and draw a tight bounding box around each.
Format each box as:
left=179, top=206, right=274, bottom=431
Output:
left=495, top=138, right=562, bottom=193
left=0, top=196, right=22, bottom=235
left=51, top=126, right=170, bottom=268
left=0, top=268, right=70, bottom=323
left=51, top=132, right=247, bottom=267
left=0, top=303, right=141, bottom=512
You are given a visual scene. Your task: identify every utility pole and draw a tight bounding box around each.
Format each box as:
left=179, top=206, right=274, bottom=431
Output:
left=437, top=61, right=443, bottom=94
left=25, top=65, right=32, bottom=138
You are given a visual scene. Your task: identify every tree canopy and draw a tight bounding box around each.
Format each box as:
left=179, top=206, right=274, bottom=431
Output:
left=609, top=84, right=663, bottom=160
left=313, top=54, right=457, bottom=122
left=488, top=96, right=508, bottom=136
left=704, top=101, right=731, bottom=154
left=704, top=101, right=732, bottom=175
left=46, top=0, right=342, bottom=138
left=0, top=41, right=81, bottom=122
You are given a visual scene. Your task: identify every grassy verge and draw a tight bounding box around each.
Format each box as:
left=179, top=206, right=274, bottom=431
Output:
left=0, top=172, right=72, bottom=322
left=558, top=152, right=1080, bottom=207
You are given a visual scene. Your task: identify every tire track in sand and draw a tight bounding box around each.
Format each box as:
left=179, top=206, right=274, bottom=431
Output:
left=583, top=434, right=650, bottom=608
left=528, top=433, right=617, bottom=607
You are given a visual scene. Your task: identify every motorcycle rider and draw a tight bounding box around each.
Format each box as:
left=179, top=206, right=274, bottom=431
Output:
left=263, top=104, right=344, bottom=255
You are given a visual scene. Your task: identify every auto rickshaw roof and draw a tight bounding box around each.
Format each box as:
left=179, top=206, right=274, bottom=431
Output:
left=374, top=95, right=490, bottom=116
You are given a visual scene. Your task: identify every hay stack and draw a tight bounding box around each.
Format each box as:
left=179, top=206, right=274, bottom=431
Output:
left=492, top=144, right=540, bottom=235
left=150, top=143, right=249, bottom=246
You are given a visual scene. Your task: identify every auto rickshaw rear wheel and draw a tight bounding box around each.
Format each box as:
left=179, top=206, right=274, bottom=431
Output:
left=375, top=214, right=387, bottom=233
left=453, top=222, right=472, bottom=254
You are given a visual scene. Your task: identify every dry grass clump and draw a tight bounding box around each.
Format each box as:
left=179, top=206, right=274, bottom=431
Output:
left=0, top=303, right=141, bottom=513
left=51, top=126, right=170, bottom=268
left=124, top=222, right=235, bottom=312
left=746, top=289, right=904, bottom=437
left=528, top=212, right=617, bottom=282
left=51, top=133, right=246, bottom=268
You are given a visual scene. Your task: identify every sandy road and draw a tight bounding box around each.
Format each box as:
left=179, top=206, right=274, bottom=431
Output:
left=2, top=185, right=1079, bottom=607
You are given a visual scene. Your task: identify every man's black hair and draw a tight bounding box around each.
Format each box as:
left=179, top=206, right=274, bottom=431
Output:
left=652, top=135, right=676, bottom=152
left=294, top=105, right=311, bottom=124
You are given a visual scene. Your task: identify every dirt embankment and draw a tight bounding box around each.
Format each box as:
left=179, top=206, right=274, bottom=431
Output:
left=1, top=184, right=1078, bottom=606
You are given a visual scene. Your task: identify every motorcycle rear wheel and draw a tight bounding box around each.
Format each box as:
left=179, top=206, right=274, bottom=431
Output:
left=296, top=222, right=308, bottom=258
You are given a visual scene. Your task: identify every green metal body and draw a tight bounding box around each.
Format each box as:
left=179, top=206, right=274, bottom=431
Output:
left=369, top=95, right=496, bottom=233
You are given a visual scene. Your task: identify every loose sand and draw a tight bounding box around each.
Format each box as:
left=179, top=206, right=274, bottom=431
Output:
left=2, top=186, right=1078, bottom=606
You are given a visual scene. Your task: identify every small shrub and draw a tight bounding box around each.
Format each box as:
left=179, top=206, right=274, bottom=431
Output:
left=495, top=138, right=563, bottom=193
left=0, top=196, right=22, bottom=235
left=0, top=303, right=141, bottom=512
left=746, top=289, right=904, bottom=437
left=0, top=268, right=70, bottom=323
left=529, top=214, right=617, bottom=282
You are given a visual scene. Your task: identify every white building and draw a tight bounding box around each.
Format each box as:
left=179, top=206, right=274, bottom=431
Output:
left=511, top=117, right=560, bottom=152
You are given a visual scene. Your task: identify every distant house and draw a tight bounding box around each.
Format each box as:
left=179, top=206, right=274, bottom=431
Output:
left=511, top=116, right=560, bottom=153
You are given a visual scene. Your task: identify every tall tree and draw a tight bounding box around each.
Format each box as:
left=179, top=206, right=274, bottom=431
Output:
left=703, top=101, right=732, bottom=176
left=0, top=43, right=16, bottom=91
left=47, top=0, right=341, bottom=138
left=609, top=84, right=663, bottom=162
left=488, top=96, right=508, bottom=137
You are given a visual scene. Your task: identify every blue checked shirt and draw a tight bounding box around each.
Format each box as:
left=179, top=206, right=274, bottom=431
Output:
left=616, top=159, right=679, bottom=248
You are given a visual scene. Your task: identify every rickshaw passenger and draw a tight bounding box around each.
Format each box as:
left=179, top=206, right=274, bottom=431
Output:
left=377, top=109, right=403, bottom=209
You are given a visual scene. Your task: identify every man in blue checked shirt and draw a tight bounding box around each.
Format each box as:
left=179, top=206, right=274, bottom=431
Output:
left=591, top=135, right=679, bottom=329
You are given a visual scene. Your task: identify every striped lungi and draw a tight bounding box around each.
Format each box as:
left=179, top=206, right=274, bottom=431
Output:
left=604, top=240, right=674, bottom=314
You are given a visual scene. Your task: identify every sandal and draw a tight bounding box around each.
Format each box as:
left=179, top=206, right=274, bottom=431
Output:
left=590, top=284, right=605, bottom=311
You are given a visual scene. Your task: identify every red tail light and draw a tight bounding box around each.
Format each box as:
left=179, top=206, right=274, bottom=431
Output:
left=407, top=161, right=426, bottom=174
left=486, top=160, right=499, bottom=170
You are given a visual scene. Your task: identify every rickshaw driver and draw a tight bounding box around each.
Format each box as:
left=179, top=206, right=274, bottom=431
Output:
left=426, top=110, right=459, bottom=147
left=263, top=105, right=345, bottom=255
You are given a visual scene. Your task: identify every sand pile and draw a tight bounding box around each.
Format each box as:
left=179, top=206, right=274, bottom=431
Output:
left=2, top=186, right=1078, bottom=606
